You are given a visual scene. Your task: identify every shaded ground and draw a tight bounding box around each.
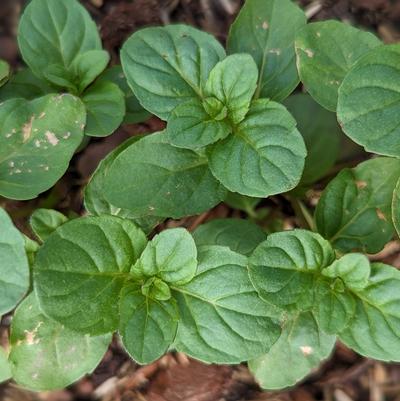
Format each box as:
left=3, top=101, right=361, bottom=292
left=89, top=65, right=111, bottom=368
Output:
left=1, top=0, right=400, bottom=400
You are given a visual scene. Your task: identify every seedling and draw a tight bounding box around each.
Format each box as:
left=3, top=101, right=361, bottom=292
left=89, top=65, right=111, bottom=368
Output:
left=1, top=0, right=400, bottom=394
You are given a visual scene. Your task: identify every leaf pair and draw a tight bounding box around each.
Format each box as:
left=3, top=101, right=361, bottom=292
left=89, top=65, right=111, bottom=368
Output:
left=248, top=229, right=400, bottom=388
left=32, top=215, right=280, bottom=369
left=296, top=19, right=400, bottom=159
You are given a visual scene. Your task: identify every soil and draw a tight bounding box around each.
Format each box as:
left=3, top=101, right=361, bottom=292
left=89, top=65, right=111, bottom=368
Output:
left=1, top=1, right=400, bottom=400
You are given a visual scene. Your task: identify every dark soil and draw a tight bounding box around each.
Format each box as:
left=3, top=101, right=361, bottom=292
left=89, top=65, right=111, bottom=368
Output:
left=1, top=1, right=400, bottom=400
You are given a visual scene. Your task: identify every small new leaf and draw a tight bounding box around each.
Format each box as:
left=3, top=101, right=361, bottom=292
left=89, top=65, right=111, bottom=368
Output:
left=119, top=283, right=178, bottom=364
left=132, top=228, right=197, bottom=286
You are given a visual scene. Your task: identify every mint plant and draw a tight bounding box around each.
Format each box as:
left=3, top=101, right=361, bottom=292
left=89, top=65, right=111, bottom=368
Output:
left=1, top=0, right=400, bottom=395
left=0, top=0, right=148, bottom=200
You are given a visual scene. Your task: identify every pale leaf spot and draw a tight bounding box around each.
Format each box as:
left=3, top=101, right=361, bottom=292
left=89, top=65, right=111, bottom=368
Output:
left=356, top=180, right=367, bottom=189
left=45, top=131, right=59, bottom=146
left=63, top=132, right=71, bottom=139
left=300, top=345, right=313, bottom=356
left=304, top=49, right=314, bottom=58
left=38, top=112, right=46, bottom=119
left=262, top=21, right=269, bottom=30
left=22, top=116, right=35, bottom=143
left=376, top=208, right=387, bottom=221
left=269, top=48, right=281, bottom=56
left=34, top=139, right=41, bottom=148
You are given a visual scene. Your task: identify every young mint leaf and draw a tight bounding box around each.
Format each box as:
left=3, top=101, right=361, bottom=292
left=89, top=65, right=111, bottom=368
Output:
left=0, top=60, right=10, bottom=87
left=0, top=94, right=86, bottom=200
left=227, top=0, right=306, bottom=101
left=207, top=99, right=306, bottom=197
left=322, top=253, right=370, bottom=291
left=284, top=94, right=341, bottom=185
left=0, top=208, right=29, bottom=315
left=314, top=280, right=356, bottom=334
left=315, top=157, right=400, bottom=254
left=96, top=66, right=151, bottom=124
left=249, top=229, right=335, bottom=311
left=104, top=132, right=227, bottom=219
left=338, top=263, right=400, bottom=362
left=82, top=80, right=125, bottom=137
left=173, top=246, right=281, bottom=364
left=30, top=208, right=68, bottom=242
left=193, top=218, right=266, bottom=256
left=71, top=50, right=110, bottom=93
left=133, top=228, right=197, bottom=286
left=34, top=216, right=147, bottom=335
left=121, top=25, right=225, bottom=120
left=0, top=68, right=53, bottom=101
left=204, top=53, right=258, bottom=124
left=9, top=294, right=111, bottom=391
left=295, top=20, right=381, bottom=111
left=84, top=136, right=163, bottom=234
left=337, top=44, right=400, bottom=157
left=119, top=283, right=178, bottom=364
left=18, top=0, right=102, bottom=86
left=167, top=99, right=231, bottom=149
left=249, top=311, right=335, bottom=390
left=392, top=177, right=400, bottom=238
left=42, top=64, right=77, bottom=92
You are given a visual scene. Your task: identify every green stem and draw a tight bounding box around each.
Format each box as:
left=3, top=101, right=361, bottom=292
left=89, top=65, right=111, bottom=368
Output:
left=290, top=197, right=316, bottom=231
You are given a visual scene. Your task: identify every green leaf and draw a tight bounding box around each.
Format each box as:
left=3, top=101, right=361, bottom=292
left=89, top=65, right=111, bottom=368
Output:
left=249, top=229, right=335, bottom=311
left=30, top=208, right=68, bottom=242
left=338, top=263, right=400, bottom=362
left=284, top=94, right=341, bottom=185
left=315, top=157, right=400, bottom=254
left=121, top=25, right=225, bottom=120
left=24, top=235, right=40, bottom=267
left=0, top=208, right=29, bottom=315
left=392, top=177, right=400, bottom=238
left=133, top=228, right=197, bottom=285
left=71, top=50, right=110, bottom=93
left=207, top=99, right=306, bottom=197
left=84, top=136, right=163, bottom=234
left=166, top=98, right=231, bottom=149
left=119, top=283, right=178, bottom=364
left=0, top=68, right=53, bottom=101
left=204, top=53, right=258, bottom=124
left=193, top=218, right=266, bottom=256
left=173, top=246, right=281, bottom=364
left=337, top=44, right=400, bottom=157
left=0, top=347, right=11, bottom=383
left=9, top=294, right=111, bottom=391
left=82, top=80, right=125, bottom=137
left=18, top=0, right=102, bottom=85
left=34, top=215, right=147, bottom=335
left=0, top=60, right=10, bottom=87
left=104, top=132, right=227, bottom=219
left=322, top=253, right=370, bottom=291
left=97, top=66, right=151, bottom=124
left=295, top=20, right=381, bottom=111
left=0, top=94, right=86, bottom=200
left=227, top=0, right=306, bottom=101
left=249, top=311, right=335, bottom=390
left=224, top=192, right=262, bottom=215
